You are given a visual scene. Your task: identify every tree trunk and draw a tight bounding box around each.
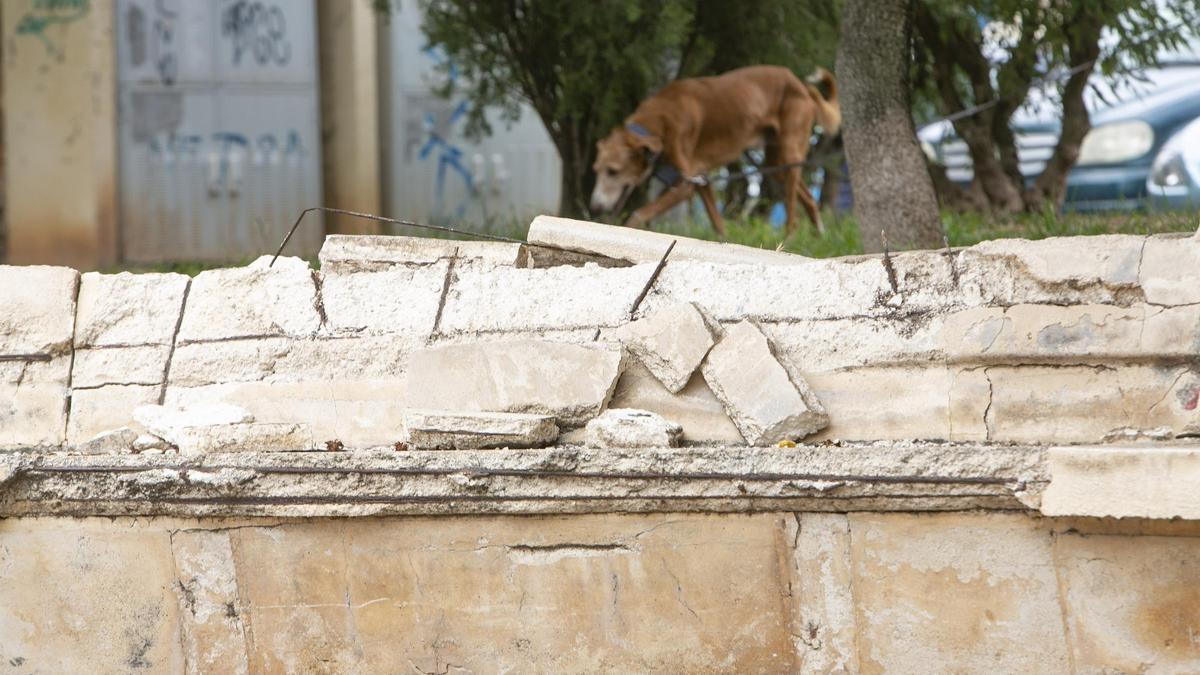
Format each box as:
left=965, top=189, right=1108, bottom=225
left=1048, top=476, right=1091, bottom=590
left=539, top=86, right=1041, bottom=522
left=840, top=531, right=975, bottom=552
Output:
left=837, top=0, right=943, bottom=252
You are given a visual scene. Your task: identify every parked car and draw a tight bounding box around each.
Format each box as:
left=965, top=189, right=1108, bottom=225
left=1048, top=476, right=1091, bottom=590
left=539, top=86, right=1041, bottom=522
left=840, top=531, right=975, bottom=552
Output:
left=920, top=61, right=1200, bottom=211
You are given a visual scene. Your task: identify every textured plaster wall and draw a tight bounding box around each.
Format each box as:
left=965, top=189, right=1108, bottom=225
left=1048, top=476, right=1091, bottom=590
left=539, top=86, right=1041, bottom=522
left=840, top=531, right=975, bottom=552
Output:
left=2, top=512, right=1199, bottom=673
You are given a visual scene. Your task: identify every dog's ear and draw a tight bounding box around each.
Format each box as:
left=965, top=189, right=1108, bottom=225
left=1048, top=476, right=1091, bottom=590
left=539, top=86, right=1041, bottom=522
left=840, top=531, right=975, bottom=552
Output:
left=625, top=129, right=663, bottom=155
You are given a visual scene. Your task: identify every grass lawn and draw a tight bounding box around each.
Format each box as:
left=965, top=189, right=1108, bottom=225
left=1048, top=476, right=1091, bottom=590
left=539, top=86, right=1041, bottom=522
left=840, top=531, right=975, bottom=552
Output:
left=113, top=207, right=1198, bottom=274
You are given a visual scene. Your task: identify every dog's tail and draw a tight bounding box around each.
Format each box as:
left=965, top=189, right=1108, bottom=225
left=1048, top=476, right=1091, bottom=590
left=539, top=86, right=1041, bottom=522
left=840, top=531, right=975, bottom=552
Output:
left=805, top=68, right=841, bottom=136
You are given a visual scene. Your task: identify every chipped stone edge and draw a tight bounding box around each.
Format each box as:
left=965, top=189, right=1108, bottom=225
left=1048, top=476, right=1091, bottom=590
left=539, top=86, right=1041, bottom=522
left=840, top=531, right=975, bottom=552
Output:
left=0, top=442, right=1053, bottom=517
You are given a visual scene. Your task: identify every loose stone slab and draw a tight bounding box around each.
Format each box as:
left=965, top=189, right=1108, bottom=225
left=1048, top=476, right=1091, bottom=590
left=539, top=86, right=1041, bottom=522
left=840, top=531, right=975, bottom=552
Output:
left=404, top=339, right=626, bottom=427
left=614, top=302, right=718, bottom=393
left=585, top=408, right=683, bottom=448
left=319, top=234, right=524, bottom=272
left=405, top=410, right=558, bottom=450
left=76, top=427, right=139, bottom=455
left=168, top=422, right=315, bottom=454
left=133, top=402, right=256, bottom=439
left=74, top=272, right=189, bottom=347
left=701, top=320, right=828, bottom=445
left=0, top=265, right=78, bottom=355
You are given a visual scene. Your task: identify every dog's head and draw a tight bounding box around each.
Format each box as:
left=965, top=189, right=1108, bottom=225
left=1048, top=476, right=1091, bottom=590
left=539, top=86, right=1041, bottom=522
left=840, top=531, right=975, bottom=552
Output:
left=590, top=127, right=662, bottom=214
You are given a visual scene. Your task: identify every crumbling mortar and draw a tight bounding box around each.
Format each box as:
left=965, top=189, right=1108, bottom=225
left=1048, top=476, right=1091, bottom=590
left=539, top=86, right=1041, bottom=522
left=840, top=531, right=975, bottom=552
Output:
left=310, top=270, right=328, bottom=329
left=428, top=248, right=460, bottom=344
left=61, top=273, right=82, bottom=445
left=983, top=367, right=995, bottom=441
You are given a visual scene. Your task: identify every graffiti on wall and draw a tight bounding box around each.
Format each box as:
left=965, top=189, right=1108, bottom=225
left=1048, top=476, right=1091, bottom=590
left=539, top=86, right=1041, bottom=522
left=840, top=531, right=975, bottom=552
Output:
left=125, top=0, right=179, bottom=85
left=220, top=0, right=292, bottom=67
left=405, top=47, right=480, bottom=221
left=15, top=0, right=90, bottom=56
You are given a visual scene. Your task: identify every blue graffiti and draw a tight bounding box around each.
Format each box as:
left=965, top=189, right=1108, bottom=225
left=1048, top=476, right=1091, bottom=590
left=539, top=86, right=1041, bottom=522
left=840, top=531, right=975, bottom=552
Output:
left=418, top=47, right=477, bottom=220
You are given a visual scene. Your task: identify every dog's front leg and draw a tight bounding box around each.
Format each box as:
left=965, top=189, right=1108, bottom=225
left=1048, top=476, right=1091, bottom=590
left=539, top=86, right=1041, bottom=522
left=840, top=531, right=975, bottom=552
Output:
left=623, top=182, right=696, bottom=229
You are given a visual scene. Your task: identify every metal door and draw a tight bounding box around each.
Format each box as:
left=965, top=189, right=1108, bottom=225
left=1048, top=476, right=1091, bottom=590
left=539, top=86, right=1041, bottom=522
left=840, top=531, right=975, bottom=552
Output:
left=116, top=0, right=322, bottom=263
left=379, top=2, right=561, bottom=228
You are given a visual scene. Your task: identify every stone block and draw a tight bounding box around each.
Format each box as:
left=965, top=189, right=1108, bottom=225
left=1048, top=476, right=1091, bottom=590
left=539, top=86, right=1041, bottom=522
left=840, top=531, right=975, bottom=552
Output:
left=1055, top=531, right=1200, bottom=672
left=614, top=302, right=717, bottom=392
left=763, top=316, right=944, bottom=373
left=0, top=357, right=70, bottom=449
left=71, top=345, right=170, bottom=388
left=985, top=364, right=1200, bottom=443
left=701, top=321, right=827, bottom=444
left=1140, top=234, right=1200, bottom=305
left=65, top=384, right=161, bottom=444
left=319, top=262, right=448, bottom=336
left=585, top=408, right=683, bottom=448
left=74, top=271, right=189, bottom=347
left=805, top=366, right=990, bottom=442
left=0, top=524, right=184, bottom=672
left=404, top=339, right=626, bottom=427
left=169, top=422, right=315, bottom=454
left=965, top=233, right=1144, bottom=294
left=170, top=530, right=251, bottom=674
left=941, top=303, right=1200, bottom=364
left=848, top=512, right=1069, bottom=673
left=793, top=513, right=859, bottom=674
left=133, top=402, right=255, bottom=437
left=319, top=233, right=524, bottom=272
left=165, top=379, right=409, bottom=449
left=177, top=256, right=320, bottom=343
left=75, top=426, right=139, bottom=454
left=405, top=410, right=558, bottom=449
left=0, top=265, right=77, bottom=355
left=527, top=214, right=811, bottom=266
left=229, top=514, right=795, bottom=672
left=168, top=335, right=414, bottom=387
left=1041, top=446, right=1200, bottom=519
left=642, top=258, right=891, bottom=323
left=606, top=361, right=743, bottom=444
left=438, top=263, right=651, bottom=334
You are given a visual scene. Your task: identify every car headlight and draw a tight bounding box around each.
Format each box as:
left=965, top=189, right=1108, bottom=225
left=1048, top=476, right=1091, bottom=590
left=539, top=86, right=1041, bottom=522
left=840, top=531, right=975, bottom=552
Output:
left=1148, top=117, right=1200, bottom=193
left=1077, top=120, right=1154, bottom=165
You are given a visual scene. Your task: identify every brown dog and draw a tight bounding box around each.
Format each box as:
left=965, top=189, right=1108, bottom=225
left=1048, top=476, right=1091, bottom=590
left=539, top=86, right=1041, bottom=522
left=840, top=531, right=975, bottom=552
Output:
left=590, top=66, right=840, bottom=235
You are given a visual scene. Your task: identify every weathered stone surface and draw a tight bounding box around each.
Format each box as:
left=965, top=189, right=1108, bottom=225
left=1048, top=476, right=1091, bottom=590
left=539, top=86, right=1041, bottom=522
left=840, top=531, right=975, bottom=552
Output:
left=0, top=357, right=70, bottom=449
left=967, top=234, right=1145, bottom=291
left=169, top=422, right=315, bottom=454
left=528, top=214, right=812, bottom=266
left=763, top=316, right=944, bottom=373
left=606, top=362, right=743, bottom=444
left=614, top=302, right=717, bottom=393
left=170, top=530, right=251, bottom=674
left=1140, top=234, right=1200, bottom=305
left=0, top=522, right=184, bottom=672
left=76, top=426, right=139, bottom=454
left=438, top=263, right=650, bottom=334
left=134, top=433, right=171, bottom=452
left=406, top=410, right=558, bottom=449
left=701, top=321, right=828, bottom=445
left=643, top=258, right=891, bottom=323
left=319, top=233, right=524, bottom=272
left=168, top=335, right=413, bottom=386
left=985, top=364, right=1200, bottom=443
left=230, top=514, right=796, bottom=672
left=0, top=265, right=77, bottom=355
left=1041, top=445, right=1200, bottom=519
left=404, top=339, right=626, bottom=427
left=792, top=513, right=859, bottom=674
left=1055, top=531, right=1200, bottom=672
left=585, top=408, right=683, bottom=448
left=165, top=380, right=408, bottom=450
left=848, top=512, right=1069, bottom=673
left=177, top=256, right=320, bottom=343
left=71, top=345, right=170, bottom=388
left=806, top=366, right=990, bottom=442
left=74, top=271, right=189, bottom=347
left=319, top=263, right=448, bottom=336
left=134, top=402, right=255, bottom=438
left=941, top=303, right=1200, bottom=364
left=66, top=384, right=160, bottom=446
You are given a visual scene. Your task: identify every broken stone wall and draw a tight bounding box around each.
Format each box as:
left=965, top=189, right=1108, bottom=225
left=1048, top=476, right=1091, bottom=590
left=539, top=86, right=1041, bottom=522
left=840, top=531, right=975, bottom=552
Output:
left=4, top=224, right=1200, bottom=450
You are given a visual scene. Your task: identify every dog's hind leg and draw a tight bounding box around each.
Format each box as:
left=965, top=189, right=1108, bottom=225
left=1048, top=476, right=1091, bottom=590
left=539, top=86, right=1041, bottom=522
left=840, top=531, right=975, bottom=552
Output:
left=794, top=177, right=824, bottom=235
left=696, top=183, right=727, bottom=237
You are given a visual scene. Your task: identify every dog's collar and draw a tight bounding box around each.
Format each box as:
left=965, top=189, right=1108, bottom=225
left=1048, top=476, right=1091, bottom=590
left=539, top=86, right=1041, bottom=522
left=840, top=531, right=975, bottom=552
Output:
left=625, top=122, right=656, bottom=139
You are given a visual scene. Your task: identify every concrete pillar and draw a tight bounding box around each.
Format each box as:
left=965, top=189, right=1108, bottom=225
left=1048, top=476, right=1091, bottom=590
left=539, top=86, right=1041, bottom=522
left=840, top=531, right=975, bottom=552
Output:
left=2, top=0, right=118, bottom=269
left=317, top=1, right=382, bottom=235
